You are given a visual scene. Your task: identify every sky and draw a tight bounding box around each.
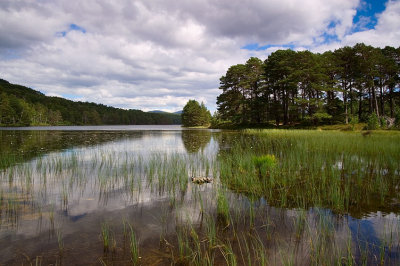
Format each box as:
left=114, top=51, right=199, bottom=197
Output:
left=0, top=0, right=399, bottom=113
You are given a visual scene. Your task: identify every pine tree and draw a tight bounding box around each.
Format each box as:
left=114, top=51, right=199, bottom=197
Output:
left=182, top=100, right=211, bottom=127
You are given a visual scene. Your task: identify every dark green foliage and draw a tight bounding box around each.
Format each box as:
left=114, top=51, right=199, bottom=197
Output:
left=349, top=115, right=359, bottom=130
left=181, top=99, right=211, bottom=127
left=216, top=44, right=400, bottom=128
left=216, top=57, right=264, bottom=124
left=0, top=79, right=181, bottom=126
left=394, top=107, right=400, bottom=129
left=367, top=113, right=380, bottom=130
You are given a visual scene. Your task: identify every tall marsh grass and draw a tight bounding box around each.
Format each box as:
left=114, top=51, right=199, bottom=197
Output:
left=219, top=130, right=400, bottom=217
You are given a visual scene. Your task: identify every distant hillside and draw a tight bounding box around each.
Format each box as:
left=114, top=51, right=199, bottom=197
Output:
left=148, top=110, right=168, bottom=113
left=0, top=79, right=181, bottom=126
left=149, top=110, right=183, bottom=114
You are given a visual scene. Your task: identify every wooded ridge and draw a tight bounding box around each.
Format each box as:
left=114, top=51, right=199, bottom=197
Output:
left=0, top=79, right=181, bottom=126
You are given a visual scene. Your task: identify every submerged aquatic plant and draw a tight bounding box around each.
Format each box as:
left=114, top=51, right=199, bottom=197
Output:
left=128, top=224, right=140, bottom=265
left=217, top=190, right=230, bottom=227
left=253, top=154, right=276, bottom=170
left=57, top=229, right=64, bottom=255
left=253, top=154, right=277, bottom=179
left=100, top=222, right=111, bottom=252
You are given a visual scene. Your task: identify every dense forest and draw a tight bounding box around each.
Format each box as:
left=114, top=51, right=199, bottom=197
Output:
left=216, top=43, right=400, bottom=128
left=0, top=79, right=181, bottom=126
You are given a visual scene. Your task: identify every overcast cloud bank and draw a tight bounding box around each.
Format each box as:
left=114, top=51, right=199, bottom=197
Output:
left=1, top=0, right=399, bottom=112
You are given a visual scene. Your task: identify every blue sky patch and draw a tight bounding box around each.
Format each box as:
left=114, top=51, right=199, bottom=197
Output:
left=353, top=0, right=387, bottom=32
left=316, top=20, right=341, bottom=45
left=241, top=43, right=295, bottom=51
left=0, top=49, right=22, bottom=60
left=61, top=93, right=82, bottom=100
left=56, top=23, right=87, bottom=37
left=69, top=24, right=86, bottom=33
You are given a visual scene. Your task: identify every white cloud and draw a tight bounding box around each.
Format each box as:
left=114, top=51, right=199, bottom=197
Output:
left=1, top=0, right=399, bottom=113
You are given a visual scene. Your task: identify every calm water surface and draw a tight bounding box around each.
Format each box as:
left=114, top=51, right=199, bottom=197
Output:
left=0, top=126, right=399, bottom=265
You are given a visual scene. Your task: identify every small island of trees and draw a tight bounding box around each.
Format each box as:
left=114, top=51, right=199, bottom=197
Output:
left=181, top=100, right=211, bottom=127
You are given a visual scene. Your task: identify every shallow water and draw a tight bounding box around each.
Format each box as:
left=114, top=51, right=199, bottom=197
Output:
left=0, top=126, right=399, bottom=265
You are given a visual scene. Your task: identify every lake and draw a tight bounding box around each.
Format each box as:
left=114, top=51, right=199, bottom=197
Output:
left=0, top=126, right=399, bottom=265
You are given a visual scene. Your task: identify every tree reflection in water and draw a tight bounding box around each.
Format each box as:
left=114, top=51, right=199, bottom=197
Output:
left=181, top=129, right=212, bottom=153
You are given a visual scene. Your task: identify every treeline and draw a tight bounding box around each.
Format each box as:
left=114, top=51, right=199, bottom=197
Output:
left=0, top=79, right=181, bottom=126
left=216, top=43, right=400, bottom=128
